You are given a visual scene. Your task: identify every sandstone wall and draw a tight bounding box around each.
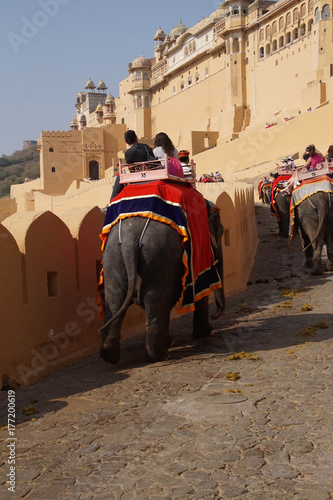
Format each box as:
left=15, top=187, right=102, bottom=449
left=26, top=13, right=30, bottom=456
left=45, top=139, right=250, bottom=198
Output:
left=0, top=182, right=257, bottom=388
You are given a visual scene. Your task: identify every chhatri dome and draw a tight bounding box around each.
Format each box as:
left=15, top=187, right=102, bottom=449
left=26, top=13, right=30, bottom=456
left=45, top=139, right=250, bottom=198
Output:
left=84, top=77, right=96, bottom=90
left=97, top=78, right=107, bottom=91
left=170, top=19, right=187, bottom=40
left=154, top=26, right=166, bottom=41
left=131, top=54, right=151, bottom=68
left=105, top=92, right=115, bottom=103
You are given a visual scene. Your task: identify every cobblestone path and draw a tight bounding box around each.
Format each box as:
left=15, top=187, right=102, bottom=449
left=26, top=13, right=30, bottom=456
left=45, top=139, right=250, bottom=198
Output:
left=1, top=203, right=332, bottom=499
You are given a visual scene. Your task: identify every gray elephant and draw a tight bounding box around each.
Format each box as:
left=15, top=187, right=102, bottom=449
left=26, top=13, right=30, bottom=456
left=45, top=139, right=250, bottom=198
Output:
left=99, top=208, right=225, bottom=364
left=261, top=182, right=272, bottom=205
left=295, top=191, right=333, bottom=275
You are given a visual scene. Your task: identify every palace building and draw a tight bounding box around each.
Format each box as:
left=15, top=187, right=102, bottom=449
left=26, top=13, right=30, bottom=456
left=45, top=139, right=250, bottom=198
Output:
left=10, top=0, right=333, bottom=199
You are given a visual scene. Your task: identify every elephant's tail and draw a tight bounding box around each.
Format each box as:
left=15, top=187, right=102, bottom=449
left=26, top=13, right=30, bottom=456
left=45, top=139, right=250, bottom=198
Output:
left=99, top=242, right=139, bottom=334
left=302, top=194, right=330, bottom=252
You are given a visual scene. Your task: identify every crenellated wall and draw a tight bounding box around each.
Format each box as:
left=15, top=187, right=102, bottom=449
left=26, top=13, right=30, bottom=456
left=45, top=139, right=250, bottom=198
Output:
left=0, top=182, right=257, bottom=388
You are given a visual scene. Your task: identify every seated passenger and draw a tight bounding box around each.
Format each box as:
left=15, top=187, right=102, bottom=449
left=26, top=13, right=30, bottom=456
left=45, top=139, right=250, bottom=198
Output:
left=110, top=130, right=155, bottom=200
left=304, top=144, right=324, bottom=170
left=153, top=132, right=184, bottom=178
left=178, top=150, right=192, bottom=177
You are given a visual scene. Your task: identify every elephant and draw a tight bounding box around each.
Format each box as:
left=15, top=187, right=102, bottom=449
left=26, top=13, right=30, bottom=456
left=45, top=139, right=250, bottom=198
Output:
left=294, top=191, right=333, bottom=275
left=99, top=206, right=225, bottom=364
left=261, top=182, right=272, bottom=205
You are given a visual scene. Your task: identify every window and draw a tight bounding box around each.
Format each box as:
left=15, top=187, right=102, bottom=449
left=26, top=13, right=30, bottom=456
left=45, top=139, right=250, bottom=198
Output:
left=47, top=272, right=58, bottom=297
left=195, top=73, right=200, bottom=83
left=286, top=12, right=291, bottom=26
left=272, top=39, right=277, bottom=52
left=259, top=28, right=264, bottom=42
left=259, top=46, right=264, bottom=58
left=266, top=44, right=271, bottom=56
left=301, top=23, right=306, bottom=36
left=51, top=166, right=55, bottom=172
left=144, top=96, right=149, bottom=107
left=188, top=76, right=192, bottom=86
left=293, top=28, right=298, bottom=41
left=173, top=86, right=176, bottom=95
left=205, top=67, right=209, bottom=77
left=279, top=36, right=284, bottom=48
left=49, top=147, right=54, bottom=152
left=279, top=17, right=284, bottom=31
left=286, top=32, right=291, bottom=44
left=180, top=82, right=185, bottom=91
left=322, top=4, right=331, bottom=19
left=314, top=7, right=320, bottom=22
left=301, top=3, right=306, bottom=17
left=224, top=229, right=230, bottom=246
left=272, top=21, right=277, bottom=35
left=308, top=0, right=313, bottom=13
left=266, top=25, right=271, bottom=39
left=293, top=8, right=299, bottom=23
left=232, top=38, right=239, bottom=53
left=308, top=19, right=313, bottom=32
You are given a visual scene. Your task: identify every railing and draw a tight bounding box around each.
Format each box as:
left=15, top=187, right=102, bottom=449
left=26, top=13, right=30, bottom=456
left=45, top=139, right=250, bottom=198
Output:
left=151, top=60, right=168, bottom=80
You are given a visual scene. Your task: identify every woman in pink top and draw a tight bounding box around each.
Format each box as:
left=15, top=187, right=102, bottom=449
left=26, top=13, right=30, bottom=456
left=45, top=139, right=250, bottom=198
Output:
left=304, top=144, right=324, bottom=170
left=153, top=132, right=184, bottom=178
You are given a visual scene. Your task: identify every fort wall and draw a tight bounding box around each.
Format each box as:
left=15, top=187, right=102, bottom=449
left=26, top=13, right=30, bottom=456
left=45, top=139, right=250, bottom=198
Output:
left=0, top=182, right=257, bottom=388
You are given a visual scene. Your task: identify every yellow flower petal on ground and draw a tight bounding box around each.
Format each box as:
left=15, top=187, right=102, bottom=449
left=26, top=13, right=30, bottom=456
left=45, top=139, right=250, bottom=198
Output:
left=301, top=304, right=313, bottom=311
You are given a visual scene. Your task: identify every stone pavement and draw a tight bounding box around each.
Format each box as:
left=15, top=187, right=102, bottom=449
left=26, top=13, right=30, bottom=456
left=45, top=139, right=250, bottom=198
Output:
left=1, top=203, right=332, bottom=500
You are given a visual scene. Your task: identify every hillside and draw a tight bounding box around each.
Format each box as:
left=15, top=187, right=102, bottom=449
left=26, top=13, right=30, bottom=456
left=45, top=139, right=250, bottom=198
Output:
left=0, top=146, right=40, bottom=198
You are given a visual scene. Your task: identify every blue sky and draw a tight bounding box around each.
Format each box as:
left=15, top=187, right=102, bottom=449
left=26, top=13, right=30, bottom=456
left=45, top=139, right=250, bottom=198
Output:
left=0, top=0, right=222, bottom=156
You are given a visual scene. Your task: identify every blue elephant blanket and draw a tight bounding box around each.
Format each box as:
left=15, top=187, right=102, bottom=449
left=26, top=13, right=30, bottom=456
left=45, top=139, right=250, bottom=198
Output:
left=99, top=180, right=222, bottom=315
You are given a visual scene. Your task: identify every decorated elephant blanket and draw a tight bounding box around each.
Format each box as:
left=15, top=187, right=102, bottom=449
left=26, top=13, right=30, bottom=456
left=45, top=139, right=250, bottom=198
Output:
left=289, top=174, right=333, bottom=238
left=99, top=180, right=222, bottom=314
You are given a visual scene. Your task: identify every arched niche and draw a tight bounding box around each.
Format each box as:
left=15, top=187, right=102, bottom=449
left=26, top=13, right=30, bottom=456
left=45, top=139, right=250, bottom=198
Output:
left=89, top=160, right=99, bottom=180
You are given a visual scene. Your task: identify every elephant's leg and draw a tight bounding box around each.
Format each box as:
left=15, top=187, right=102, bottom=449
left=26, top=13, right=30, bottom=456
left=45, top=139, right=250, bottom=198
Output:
left=326, top=240, right=333, bottom=271
left=326, top=214, right=333, bottom=271
left=310, top=235, right=324, bottom=275
left=144, top=303, right=170, bottom=362
left=100, top=238, right=129, bottom=365
left=100, top=310, right=127, bottom=364
left=296, top=209, right=313, bottom=268
left=193, top=297, right=214, bottom=338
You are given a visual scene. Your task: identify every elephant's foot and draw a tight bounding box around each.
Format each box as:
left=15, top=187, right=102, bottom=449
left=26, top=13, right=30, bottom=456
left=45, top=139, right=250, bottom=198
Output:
left=167, top=334, right=175, bottom=347
left=145, top=350, right=170, bottom=363
left=311, top=259, right=324, bottom=275
left=100, top=342, right=120, bottom=364
left=326, top=259, right=333, bottom=272
left=304, top=258, right=313, bottom=269
left=193, top=324, right=215, bottom=338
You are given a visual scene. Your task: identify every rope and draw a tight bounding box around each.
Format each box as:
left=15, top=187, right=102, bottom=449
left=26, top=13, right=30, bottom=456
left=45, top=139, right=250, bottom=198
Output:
left=139, top=219, right=150, bottom=248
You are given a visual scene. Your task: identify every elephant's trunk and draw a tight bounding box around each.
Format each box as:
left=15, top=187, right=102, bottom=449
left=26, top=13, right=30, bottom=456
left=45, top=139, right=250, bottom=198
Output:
left=211, top=287, right=225, bottom=320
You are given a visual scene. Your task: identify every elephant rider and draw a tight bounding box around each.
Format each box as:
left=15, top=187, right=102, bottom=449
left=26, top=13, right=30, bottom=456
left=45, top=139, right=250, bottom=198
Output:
left=303, top=144, right=324, bottom=170
left=110, top=130, right=155, bottom=200
left=281, top=144, right=325, bottom=195
left=178, top=149, right=192, bottom=178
